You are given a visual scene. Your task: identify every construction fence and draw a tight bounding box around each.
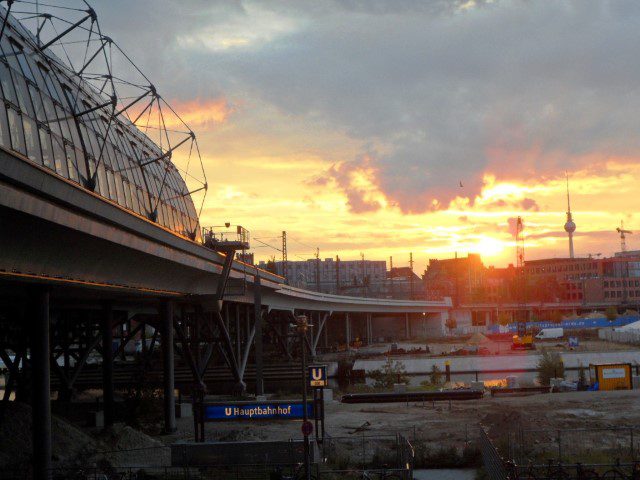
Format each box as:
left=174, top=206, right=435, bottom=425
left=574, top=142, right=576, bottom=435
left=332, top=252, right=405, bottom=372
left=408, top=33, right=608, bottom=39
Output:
left=0, top=434, right=413, bottom=480
left=479, top=425, right=640, bottom=480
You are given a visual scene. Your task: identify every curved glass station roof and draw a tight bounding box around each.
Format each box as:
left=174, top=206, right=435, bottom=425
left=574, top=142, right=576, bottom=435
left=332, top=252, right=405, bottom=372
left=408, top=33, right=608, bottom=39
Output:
left=0, top=3, right=205, bottom=241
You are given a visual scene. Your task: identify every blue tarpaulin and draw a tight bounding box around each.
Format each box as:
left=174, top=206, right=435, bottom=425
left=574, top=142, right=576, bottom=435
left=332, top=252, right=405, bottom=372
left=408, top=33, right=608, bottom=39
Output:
left=487, top=315, right=639, bottom=334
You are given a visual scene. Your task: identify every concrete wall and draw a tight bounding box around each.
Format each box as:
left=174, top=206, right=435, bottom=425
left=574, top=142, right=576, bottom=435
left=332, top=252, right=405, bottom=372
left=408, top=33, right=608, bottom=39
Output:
left=415, top=312, right=446, bottom=338
left=450, top=310, right=476, bottom=334
left=354, top=350, right=640, bottom=374
left=370, top=315, right=400, bottom=341
left=599, top=328, right=640, bottom=345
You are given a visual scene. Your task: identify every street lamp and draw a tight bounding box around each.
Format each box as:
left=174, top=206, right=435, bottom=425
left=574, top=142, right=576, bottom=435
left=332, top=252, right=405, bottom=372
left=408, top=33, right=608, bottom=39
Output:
left=295, top=315, right=313, bottom=480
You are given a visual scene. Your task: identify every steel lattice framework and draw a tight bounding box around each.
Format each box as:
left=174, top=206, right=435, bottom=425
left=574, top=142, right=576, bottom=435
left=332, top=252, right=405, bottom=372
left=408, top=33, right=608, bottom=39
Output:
left=0, top=0, right=208, bottom=240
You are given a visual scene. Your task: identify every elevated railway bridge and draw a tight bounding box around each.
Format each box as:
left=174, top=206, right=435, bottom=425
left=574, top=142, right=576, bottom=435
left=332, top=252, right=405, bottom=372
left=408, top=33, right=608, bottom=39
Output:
left=0, top=2, right=450, bottom=478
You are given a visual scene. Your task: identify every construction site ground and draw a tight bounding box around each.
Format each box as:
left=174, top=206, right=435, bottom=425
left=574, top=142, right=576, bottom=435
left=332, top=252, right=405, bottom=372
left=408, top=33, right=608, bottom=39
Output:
left=165, top=389, right=640, bottom=465
left=1, top=388, right=639, bottom=471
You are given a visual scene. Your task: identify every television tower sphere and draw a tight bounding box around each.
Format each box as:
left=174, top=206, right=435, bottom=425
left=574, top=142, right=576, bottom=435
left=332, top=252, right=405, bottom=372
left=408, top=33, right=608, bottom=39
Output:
left=564, top=219, right=576, bottom=233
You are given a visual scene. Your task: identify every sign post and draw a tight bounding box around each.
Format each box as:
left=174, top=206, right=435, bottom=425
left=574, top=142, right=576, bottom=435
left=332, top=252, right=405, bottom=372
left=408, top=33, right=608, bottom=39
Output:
left=190, top=315, right=326, bottom=480
left=296, top=315, right=312, bottom=480
left=308, top=364, right=327, bottom=445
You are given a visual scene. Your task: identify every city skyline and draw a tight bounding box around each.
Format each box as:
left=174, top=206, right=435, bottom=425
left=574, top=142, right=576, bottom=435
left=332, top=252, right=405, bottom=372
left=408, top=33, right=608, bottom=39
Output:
left=88, top=0, right=640, bottom=268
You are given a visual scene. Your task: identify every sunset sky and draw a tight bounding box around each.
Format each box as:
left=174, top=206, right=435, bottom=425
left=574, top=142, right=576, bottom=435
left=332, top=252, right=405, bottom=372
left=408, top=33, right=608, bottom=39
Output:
left=90, top=0, right=640, bottom=270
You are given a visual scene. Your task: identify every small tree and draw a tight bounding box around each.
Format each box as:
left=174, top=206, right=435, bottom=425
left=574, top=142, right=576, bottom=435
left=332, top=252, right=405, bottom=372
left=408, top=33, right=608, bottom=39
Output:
left=605, top=306, right=618, bottom=322
left=369, top=358, right=408, bottom=389
left=445, top=316, right=457, bottom=332
left=498, top=312, right=511, bottom=326
left=537, top=349, right=564, bottom=386
left=429, top=364, right=443, bottom=385
left=578, top=363, right=587, bottom=386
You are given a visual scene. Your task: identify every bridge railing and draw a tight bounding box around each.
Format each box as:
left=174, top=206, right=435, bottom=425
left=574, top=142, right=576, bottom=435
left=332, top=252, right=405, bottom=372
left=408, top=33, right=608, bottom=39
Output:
left=202, top=225, right=250, bottom=250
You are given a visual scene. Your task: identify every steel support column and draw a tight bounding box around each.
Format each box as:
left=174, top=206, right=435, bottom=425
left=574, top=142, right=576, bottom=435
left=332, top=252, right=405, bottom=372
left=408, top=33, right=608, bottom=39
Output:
left=345, top=313, right=351, bottom=345
left=31, top=288, right=51, bottom=480
left=235, top=303, right=241, bottom=360
left=405, top=313, right=410, bottom=339
left=366, top=313, right=372, bottom=345
left=323, top=315, right=329, bottom=348
left=254, top=274, right=264, bottom=396
left=311, top=313, right=327, bottom=356
left=162, top=300, right=176, bottom=433
left=101, top=302, right=114, bottom=428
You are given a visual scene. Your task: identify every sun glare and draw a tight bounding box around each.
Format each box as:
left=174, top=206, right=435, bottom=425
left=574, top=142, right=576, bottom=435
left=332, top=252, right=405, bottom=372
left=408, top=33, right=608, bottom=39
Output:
left=474, top=236, right=506, bottom=258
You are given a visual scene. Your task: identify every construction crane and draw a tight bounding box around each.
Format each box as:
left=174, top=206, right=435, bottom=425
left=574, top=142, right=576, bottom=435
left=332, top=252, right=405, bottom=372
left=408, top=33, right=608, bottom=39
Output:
left=282, top=231, right=287, bottom=283
left=616, top=221, right=632, bottom=253
left=409, top=252, right=414, bottom=299
left=513, top=216, right=533, bottom=349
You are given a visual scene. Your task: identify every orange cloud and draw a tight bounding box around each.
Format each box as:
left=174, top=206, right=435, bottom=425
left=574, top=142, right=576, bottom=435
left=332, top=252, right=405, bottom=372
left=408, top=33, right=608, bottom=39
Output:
left=165, top=98, right=235, bottom=130
left=124, top=97, right=234, bottom=133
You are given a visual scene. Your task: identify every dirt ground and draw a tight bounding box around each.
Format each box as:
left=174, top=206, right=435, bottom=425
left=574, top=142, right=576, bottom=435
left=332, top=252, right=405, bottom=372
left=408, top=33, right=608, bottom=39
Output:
left=163, top=389, right=640, bottom=465
left=0, top=388, right=638, bottom=471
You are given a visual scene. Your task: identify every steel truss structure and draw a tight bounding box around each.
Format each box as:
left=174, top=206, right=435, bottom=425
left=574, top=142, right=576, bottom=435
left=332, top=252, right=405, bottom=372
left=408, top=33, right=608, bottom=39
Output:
left=0, top=297, right=330, bottom=417
left=0, top=0, right=208, bottom=240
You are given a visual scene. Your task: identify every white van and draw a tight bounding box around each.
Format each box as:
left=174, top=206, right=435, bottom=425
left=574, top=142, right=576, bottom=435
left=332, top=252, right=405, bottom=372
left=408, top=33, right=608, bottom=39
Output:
left=535, top=327, right=564, bottom=340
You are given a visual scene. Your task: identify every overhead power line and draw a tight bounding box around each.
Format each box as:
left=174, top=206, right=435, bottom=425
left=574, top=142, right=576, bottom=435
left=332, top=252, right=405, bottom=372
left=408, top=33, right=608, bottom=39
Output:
left=253, top=238, right=282, bottom=253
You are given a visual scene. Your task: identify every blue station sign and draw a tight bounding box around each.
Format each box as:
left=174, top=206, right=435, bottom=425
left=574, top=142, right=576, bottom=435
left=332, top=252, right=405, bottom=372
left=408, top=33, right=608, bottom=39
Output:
left=203, top=401, right=314, bottom=421
left=308, top=365, right=328, bottom=388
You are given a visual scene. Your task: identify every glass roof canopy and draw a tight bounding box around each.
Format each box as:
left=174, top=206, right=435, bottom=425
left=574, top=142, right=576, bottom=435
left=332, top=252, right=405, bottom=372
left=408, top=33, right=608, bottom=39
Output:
left=0, top=1, right=207, bottom=241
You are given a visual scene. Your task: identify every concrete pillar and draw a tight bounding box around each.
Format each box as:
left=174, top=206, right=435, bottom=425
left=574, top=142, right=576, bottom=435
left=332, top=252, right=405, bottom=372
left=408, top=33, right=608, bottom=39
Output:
left=309, top=315, right=315, bottom=357
left=345, top=313, right=351, bottom=345
left=405, top=313, right=410, bottom=339
left=101, top=302, right=114, bottom=428
left=161, top=300, right=176, bottom=433
left=31, top=288, right=51, bottom=480
left=254, top=274, right=264, bottom=396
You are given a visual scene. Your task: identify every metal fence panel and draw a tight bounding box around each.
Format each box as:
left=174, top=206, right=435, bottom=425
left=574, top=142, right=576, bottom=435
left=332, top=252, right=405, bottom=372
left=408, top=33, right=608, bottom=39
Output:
left=479, top=427, right=512, bottom=480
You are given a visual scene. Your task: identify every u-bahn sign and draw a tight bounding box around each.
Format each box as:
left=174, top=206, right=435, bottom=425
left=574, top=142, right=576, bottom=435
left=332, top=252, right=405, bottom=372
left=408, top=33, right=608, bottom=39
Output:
left=202, top=401, right=314, bottom=421
left=308, top=365, right=328, bottom=388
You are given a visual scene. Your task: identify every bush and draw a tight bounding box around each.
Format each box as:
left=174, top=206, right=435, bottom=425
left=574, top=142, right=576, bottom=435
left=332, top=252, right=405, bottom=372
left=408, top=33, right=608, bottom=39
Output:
left=345, top=383, right=375, bottom=394
left=414, top=379, right=439, bottom=391
left=578, top=364, right=587, bottom=386
left=369, top=358, right=408, bottom=389
left=445, top=316, right=457, bottom=331
left=498, top=312, right=511, bottom=326
left=537, top=349, right=564, bottom=386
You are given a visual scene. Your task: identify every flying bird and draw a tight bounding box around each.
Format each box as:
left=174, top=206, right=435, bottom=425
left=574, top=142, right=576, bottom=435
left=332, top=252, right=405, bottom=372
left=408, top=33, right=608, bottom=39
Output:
left=459, top=181, right=463, bottom=188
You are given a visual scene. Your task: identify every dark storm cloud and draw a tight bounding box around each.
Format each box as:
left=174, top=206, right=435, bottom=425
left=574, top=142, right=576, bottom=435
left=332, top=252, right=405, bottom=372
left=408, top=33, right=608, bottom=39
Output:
left=85, top=0, right=640, bottom=212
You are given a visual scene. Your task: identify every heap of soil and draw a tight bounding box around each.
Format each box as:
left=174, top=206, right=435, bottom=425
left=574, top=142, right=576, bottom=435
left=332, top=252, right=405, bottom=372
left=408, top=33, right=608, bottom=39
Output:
left=98, top=425, right=170, bottom=467
left=0, top=402, right=170, bottom=470
left=0, top=402, right=99, bottom=468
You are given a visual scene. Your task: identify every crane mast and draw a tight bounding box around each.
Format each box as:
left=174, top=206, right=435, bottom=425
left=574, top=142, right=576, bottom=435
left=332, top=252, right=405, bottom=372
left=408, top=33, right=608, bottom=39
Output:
left=616, top=221, right=632, bottom=253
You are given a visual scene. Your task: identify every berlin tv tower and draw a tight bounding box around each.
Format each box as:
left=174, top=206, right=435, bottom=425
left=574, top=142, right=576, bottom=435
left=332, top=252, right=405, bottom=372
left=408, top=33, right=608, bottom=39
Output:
left=564, top=172, right=576, bottom=258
